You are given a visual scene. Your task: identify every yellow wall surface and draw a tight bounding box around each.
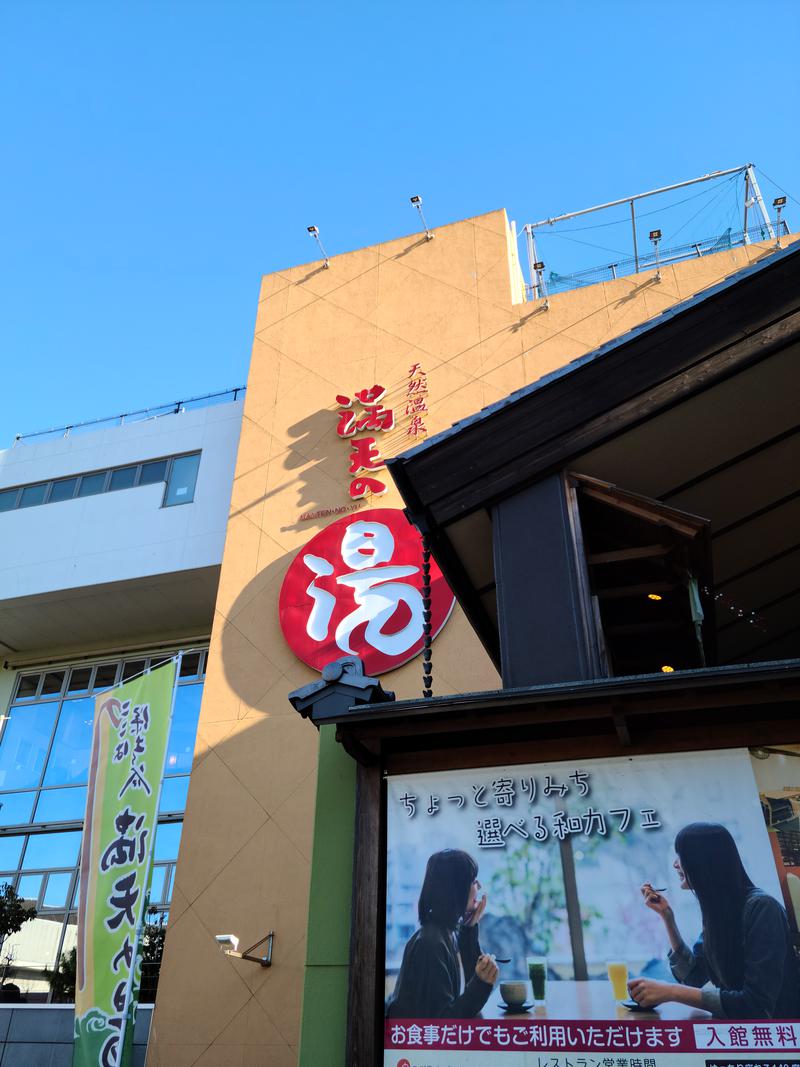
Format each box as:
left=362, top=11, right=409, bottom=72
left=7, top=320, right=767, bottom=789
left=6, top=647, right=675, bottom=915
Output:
left=147, top=209, right=796, bottom=1066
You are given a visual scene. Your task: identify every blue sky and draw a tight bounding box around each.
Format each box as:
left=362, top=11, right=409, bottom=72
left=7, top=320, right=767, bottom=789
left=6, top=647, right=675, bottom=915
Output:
left=1, top=1, right=797, bottom=444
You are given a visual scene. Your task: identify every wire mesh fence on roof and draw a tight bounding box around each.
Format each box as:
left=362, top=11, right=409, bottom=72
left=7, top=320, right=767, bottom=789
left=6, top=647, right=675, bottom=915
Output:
left=530, top=223, right=789, bottom=298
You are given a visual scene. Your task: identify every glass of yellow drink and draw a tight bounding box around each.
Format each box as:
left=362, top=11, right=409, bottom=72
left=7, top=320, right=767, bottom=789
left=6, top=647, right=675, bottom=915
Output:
left=606, top=960, right=628, bottom=1001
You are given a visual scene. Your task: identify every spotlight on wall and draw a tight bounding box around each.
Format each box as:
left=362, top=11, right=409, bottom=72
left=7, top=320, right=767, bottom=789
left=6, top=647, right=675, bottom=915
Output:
left=649, top=229, right=662, bottom=282
left=531, top=262, right=549, bottom=309
left=307, top=225, right=330, bottom=268
left=647, top=593, right=663, bottom=601
left=215, top=931, right=274, bottom=967
left=410, top=195, right=434, bottom=240
left=660, top=665, right=674, bottom=673
left=773, top=197, right=787, bottom=247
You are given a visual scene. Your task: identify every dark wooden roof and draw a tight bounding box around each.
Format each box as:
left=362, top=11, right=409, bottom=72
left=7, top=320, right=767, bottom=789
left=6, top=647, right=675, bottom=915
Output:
left=387, top=242, right=800, bottom=668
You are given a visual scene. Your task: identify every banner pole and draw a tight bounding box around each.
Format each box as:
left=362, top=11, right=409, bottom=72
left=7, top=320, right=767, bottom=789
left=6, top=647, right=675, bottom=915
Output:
left=113, top=653, right=182, bottom=1067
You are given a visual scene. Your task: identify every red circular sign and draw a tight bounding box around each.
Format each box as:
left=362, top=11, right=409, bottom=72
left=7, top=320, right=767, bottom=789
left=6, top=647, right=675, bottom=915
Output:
left=279, top=508, right=454, bottom=675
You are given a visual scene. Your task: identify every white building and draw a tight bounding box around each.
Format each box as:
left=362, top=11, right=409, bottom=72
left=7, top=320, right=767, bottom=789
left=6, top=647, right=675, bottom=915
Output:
left=0, top=390, right=242, bottom=1059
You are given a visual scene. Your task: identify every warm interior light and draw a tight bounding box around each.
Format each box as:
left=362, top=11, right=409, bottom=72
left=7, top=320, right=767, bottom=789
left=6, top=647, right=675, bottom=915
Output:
left=647, top=593, right=662, bottom=601
left=661, top=665, right=675, bottom=673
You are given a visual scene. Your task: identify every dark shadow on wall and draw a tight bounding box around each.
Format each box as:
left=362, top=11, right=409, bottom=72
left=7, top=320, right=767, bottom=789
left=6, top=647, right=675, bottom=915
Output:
left=154, top=558, right=322, bottom=1061
left=227, top=408, right=343, bottom=525
left=283, top=409, right=344, bottom=515
left=218, top=548, right=302, bottom=710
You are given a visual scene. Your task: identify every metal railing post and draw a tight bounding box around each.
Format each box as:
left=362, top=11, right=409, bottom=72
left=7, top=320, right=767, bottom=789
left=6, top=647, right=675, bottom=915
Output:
left=630, top=201, right=639, bottom=273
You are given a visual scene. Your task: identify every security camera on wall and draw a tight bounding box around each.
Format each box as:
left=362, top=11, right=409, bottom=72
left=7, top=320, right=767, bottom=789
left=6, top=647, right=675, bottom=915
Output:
left=215, top=934, right=239, bottom=954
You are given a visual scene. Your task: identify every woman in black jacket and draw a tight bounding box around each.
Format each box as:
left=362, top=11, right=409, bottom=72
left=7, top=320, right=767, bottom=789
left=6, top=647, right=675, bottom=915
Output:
left=629, top=822, right=800, bottom=1018
left=386, top=849, right=499, bottom=1018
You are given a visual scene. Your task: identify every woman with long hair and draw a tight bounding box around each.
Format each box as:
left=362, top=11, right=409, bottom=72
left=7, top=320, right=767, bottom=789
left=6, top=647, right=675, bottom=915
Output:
left=629, top=822, right=800, bottom=1018
left=386, top=849, right=499, bottom=1018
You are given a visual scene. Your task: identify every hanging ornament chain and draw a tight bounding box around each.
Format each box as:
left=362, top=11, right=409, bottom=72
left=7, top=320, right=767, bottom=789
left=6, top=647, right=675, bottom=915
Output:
left=702, top=585, right=768, bottom=633
left=421, top=534, right=433, bottom=698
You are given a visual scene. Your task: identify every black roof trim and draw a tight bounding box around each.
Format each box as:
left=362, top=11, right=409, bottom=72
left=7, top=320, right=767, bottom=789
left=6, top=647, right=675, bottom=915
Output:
left=388, top=239, right=800, bottom=529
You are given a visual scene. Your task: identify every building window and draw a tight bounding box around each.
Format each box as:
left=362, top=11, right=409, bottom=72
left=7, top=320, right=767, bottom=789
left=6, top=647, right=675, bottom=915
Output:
left=0, top=648, right=206, bottom=1001
left=163, top=452, right=201, bottom=507
left=0, top=452, right=201, bottom=514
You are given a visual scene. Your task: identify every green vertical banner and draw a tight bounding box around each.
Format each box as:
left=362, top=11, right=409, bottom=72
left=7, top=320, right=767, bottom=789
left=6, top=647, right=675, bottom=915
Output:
left=73, top=660, right=178, bottom=1067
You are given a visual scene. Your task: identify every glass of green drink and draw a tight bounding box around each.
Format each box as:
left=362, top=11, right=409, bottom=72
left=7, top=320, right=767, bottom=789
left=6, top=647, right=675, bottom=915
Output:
left=527, top=956, right=547, bottom=1002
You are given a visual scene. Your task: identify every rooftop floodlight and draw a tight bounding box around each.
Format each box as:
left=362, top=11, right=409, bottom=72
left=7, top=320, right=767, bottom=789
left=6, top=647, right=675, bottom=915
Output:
left=307, top=225, right=329, bottom=268
left=410, top=195, right=434, bottom=240
left=216, top=931, right=274, bottom=967
left=533, top=261, right=545, bottom=271
left=773, top=197, right=787, bottom=247
left=649, top=229, right=663, bottom=282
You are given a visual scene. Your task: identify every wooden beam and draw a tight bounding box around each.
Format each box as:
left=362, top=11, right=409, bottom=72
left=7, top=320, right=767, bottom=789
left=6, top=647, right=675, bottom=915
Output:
left=596, top=581, right=675, bottom=600
left=346, top=761, right=382, bottom=1066
left=587, top=545, right=670, bottom=565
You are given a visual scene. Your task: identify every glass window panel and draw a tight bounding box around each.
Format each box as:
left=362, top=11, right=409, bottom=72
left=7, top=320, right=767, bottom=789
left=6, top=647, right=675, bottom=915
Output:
left=16, top=873, right=43, bottom=902
left=19, top=483, right=47, bottom=508
left=165, top=685, right=202, bottom=775
left=35, top=787, right=87, bottom=823
left=10, top=911, right=65, bottom=989
left=67, top=666, right=92, bottom=694
left=164, top=453, right=200, bottom=507
left=139, top=460, right=168, bottom=486
left=43, top=698, right=94, bottom=786
left=122, top=660, right=145, bottom=681
left=41, top=671, right=65, bottom=697
left=49, top=913, right=77, bottom=1003
left=179, top=652, right=202, bottom=679
left=43, top=872, right=72, bottom=909
left=49, top=478, right=78, bottom=503
left=153, top=822, right=182, bottom=862
left=22, top=831, right=81, bottom=869
left=109, top=466, right=137, bottom=491
left=0, top=702, right=59, bottom=789
left=159, top=776, right=189, bottom=813
left=92, top=664, right=119, bottom=691
left=0, top=488, right=18, bottom=512
left=0, top=836, right=25, bottom=869
left=148, top=866, right=166, bottom=904
left=0, top=792, right=36, bottom=827
left=77, top=472, right=106, bottom=497
left=14, top=674, right=39, bottom=700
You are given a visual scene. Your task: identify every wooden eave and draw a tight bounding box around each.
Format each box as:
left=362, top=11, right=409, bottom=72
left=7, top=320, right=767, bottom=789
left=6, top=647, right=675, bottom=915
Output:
left=325, top=659, right=800, bottom=771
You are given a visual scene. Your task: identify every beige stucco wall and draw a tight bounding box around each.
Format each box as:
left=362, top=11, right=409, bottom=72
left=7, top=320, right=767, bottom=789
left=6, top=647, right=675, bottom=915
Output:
left=147, top=210, right=796, bottom=1066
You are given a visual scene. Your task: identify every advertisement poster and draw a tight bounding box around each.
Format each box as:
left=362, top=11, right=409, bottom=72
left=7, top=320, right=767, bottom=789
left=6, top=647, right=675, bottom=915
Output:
left=385, top=746, right=800, bottom=1066
left=73, top=661, right=177, bottom=1067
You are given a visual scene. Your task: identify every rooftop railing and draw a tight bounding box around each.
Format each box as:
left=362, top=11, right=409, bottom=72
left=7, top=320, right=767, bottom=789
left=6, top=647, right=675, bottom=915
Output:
left=528, top=223, right=790, bottom=299
left=12, top=386, right=246, bottom=447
